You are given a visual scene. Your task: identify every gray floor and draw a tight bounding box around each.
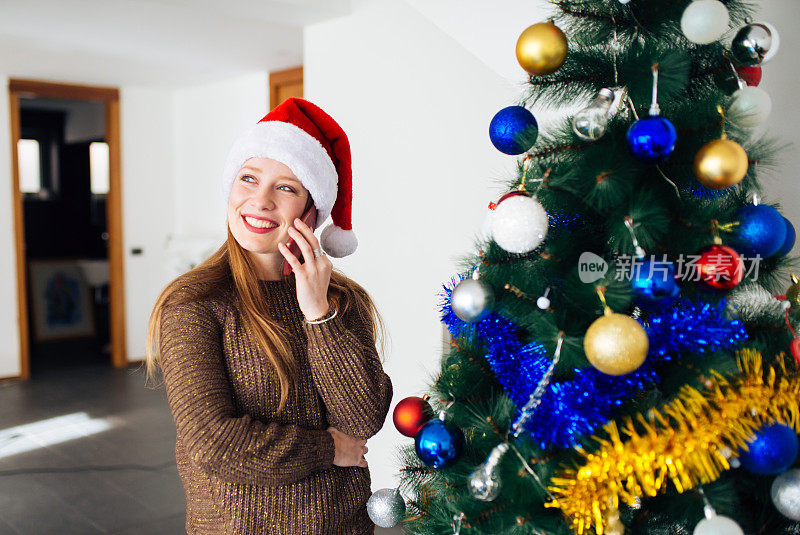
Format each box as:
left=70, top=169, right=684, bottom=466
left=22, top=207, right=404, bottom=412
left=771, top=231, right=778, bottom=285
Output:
left=0, top=361, right=405, bottom=534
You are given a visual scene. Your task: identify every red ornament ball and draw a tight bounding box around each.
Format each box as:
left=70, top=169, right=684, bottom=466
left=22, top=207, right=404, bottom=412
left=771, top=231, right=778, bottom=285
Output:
left=696, top=244, right=744, bottom=291
left=736, top=65, right=762, bottom=87
left=393, top=396, right=434, bottom=437
left=791, top=339, right=800, bottom=366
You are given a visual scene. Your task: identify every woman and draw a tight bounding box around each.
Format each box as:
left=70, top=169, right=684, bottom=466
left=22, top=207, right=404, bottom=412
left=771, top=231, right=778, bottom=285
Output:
left=144, top=98, right=394, bottom=534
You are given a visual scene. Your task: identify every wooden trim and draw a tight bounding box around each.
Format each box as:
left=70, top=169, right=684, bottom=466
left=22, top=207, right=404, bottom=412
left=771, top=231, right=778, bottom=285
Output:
left=269, top=66, right=303, bottom=110
left=105, top=98, right=127, bottom=368
left=8, top=78, right=127, bottom=377
left=9, top=79, right=119, bottom=102
left=8, top=90, right=29, bottom=380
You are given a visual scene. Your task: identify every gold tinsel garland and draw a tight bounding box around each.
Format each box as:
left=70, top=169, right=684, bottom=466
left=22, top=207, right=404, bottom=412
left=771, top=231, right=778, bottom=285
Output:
left=544, top=349, right=800, bottom=535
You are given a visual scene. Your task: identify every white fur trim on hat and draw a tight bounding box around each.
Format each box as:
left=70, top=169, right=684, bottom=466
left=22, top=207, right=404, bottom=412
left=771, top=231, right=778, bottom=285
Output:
left=320, top=223, right=358, bottom=258
left=221, top=121, right=338, bottom=225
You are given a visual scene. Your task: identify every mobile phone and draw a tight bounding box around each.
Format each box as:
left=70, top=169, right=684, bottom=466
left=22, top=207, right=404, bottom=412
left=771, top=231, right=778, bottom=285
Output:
left=282, top=204, right=319, bottom=276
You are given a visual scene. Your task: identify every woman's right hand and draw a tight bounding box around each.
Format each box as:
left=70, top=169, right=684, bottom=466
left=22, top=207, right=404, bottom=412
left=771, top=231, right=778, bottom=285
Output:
left=327, top=426, right=368, bottom=468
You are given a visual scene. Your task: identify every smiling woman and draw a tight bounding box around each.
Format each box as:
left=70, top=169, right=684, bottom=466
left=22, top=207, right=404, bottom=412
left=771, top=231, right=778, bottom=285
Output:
left=143, top=98, right=393, bottom=534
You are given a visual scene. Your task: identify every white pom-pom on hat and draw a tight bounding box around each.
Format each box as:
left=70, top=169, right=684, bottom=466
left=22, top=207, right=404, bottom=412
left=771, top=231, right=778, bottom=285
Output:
left=320, top=223, right=358, bottom=258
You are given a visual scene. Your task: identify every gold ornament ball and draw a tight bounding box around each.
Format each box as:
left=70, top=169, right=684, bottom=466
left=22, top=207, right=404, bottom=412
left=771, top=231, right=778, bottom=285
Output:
left=584, top=312, right=649, bottom=375
left=516, top=22, right=568, bottom=76
left=693, top=138, right=749, bottom=189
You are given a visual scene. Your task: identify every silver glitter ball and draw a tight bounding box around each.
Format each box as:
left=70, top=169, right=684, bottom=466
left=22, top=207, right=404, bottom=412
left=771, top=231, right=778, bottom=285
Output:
left=451, top=277, right=494, bottom=323
left=367, top=488, right=406, bottom=528
left=772, top=469, right=800, bottom=521
left=724, top=281, right=785, bottom=325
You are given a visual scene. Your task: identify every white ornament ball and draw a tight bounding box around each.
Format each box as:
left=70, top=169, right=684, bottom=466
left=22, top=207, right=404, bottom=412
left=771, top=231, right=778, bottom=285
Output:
left=729, top=86, right=772, bottom=127
left=490, top=195, right=548, bottom=254
left=681, top=0, right=730, bottom=45
left=771, top=468, right=800, bottom=521
left=693, top=515, right=744, bottom=535
left=536, top=296, right=551, bottom=309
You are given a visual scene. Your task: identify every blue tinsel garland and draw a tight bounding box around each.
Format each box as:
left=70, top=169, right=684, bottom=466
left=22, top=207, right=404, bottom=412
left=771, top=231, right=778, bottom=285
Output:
left=643, top=297, right=748, bottom=359
left=439, top=273, right=748, bottom=449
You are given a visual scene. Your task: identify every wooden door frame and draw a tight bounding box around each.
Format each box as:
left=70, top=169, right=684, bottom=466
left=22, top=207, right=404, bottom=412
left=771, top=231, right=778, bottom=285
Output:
left=8, top=78, right=127, bottom=379
left=269, top=66, right=303, bottom=110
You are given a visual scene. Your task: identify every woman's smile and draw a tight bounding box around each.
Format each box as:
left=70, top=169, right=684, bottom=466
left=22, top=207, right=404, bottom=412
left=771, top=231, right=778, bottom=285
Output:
left=241, top=214, right=279, bottom=234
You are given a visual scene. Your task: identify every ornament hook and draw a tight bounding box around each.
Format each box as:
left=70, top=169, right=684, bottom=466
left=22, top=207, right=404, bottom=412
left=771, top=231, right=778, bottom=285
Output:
left=649, top=63, right=660, bottom=116
left=452, top=512, right=465, bottom=534
left=624, top=216, right=646, bottom=259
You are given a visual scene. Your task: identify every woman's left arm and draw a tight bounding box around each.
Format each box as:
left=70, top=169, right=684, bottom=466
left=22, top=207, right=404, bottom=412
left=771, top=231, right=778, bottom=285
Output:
left=302, top=308, right=393, bottom=441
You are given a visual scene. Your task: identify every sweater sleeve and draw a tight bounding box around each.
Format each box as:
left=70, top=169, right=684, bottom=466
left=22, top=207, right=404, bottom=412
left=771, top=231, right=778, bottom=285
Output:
left=302, top=305, right=394, bottom=440
left=159, top=299, right=336, bottom=486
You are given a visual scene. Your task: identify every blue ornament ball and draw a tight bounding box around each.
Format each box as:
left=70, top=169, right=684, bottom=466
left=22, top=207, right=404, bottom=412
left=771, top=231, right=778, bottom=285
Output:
left=739, top=423, right=799, bottom=475
left=777, top=217, right=796, bottom=257
left=626, top=115, right=678, bottom=164
left=733, top=204, right=787, bottom=258
left=489, top=106, right=539, bottom=155
left=414, top=418, right=465, bottom=469
left=631, top=259, right=680, bottom=309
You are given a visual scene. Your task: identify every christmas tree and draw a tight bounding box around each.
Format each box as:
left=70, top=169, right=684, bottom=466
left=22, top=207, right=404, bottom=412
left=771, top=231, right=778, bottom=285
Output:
left=367, top=1, right=800, bottom=534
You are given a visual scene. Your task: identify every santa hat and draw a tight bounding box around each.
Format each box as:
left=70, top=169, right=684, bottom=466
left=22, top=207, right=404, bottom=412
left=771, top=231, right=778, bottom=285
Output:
left=221, top=97, right=357, bottom=258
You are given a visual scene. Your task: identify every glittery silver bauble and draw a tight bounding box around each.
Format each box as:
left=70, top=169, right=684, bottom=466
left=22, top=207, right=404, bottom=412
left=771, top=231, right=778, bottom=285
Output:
left=490, top=194, right=548, bottom=254
left=772, top=469, right=800, bottom=521
left=468, top=443, right=509, bottom=501
left=451, top=276, right=494, bottom=323
left=731, top=22, right=780, bottom=65
left=366, top=488, right=406, bottom=528
left=724, top=281, right=786, bottom=325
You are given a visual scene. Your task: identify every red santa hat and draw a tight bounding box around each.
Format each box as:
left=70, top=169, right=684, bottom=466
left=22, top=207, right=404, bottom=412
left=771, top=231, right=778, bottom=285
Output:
left=222, top=97, right=357, bottom=258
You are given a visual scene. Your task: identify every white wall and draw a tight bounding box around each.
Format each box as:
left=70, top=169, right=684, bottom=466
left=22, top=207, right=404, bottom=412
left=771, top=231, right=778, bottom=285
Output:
left=304, top=0, right=520, bottom=491
left=120, top=86, right=176, bottom=360
left=0, top=76, right=22, bottom=377
left=755, top=0, right=800, bottom=254
left=171, top=72, right=269, bottom=242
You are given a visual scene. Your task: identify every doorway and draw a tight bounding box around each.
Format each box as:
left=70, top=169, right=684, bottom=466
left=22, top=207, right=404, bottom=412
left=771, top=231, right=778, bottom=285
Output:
left=8, top=79, right=127, bottom=377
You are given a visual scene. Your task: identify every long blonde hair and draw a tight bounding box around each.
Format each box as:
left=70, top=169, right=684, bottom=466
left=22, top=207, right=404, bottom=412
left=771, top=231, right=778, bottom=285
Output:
left=143, top=206, right=388, bottom=414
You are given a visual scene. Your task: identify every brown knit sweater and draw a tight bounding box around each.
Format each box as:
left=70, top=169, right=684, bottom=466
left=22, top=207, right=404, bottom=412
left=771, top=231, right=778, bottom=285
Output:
left=158, top=274, right=394, bottom=534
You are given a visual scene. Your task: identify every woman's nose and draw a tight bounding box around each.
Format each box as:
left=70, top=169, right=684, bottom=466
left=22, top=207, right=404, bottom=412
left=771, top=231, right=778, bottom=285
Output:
left=254, top=189, right=277, bottom=210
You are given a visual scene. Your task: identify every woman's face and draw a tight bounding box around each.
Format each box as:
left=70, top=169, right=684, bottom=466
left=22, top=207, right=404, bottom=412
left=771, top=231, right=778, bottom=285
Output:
left=227, top=157, right=310, bottom=255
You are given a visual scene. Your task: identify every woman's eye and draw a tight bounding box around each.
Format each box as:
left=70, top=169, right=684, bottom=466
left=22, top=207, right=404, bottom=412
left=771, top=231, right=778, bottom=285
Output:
left=241, top=175, right=255, bottom=183
left=279, top=185, right=296, bottom=193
